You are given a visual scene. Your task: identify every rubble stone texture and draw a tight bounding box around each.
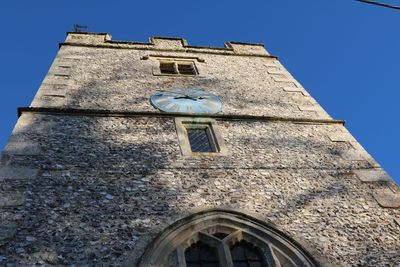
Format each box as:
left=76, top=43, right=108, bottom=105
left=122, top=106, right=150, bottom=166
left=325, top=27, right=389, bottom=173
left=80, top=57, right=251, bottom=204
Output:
left=0, top=32, right=399, bottom=266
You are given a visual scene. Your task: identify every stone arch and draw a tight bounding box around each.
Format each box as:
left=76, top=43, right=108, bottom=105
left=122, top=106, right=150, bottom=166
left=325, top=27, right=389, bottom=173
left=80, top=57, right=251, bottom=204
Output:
left=139, top=209, right=323, bottom=267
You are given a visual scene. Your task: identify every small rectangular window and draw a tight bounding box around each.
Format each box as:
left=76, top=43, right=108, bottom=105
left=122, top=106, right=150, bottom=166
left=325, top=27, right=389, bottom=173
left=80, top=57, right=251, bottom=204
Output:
left=160, top=62, right=177, bottom=74
left=177, top=63, right=197, bottom=75
left=187, top=128, right=215, bottom=153
left=159, top=61, right=197, bottom=75
left=175, top=118, right=226, bottom=156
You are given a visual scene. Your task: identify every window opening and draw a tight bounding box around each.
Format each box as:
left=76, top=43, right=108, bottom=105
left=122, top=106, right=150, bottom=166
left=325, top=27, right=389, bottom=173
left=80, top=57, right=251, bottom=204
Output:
left=187, top=128, right=214, bottom=153
left=231, top=241, right=266, bottom=267
left=159, top=61, right=197, bottom=75
left=160, top=62, right=177, bottom=74
left=184, top=123, right=218, bottom=153
left=177, top=63, right=197, bottom=75
left=213, top=233, right=229, bottom=240
left=185, top=241, right=220, bottom=267
left=175, top=118, right=227, bottom=156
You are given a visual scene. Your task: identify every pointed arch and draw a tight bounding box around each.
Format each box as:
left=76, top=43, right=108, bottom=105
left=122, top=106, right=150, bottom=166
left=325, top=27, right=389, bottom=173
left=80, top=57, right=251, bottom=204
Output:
left=139, top=209, right=325, bottom=267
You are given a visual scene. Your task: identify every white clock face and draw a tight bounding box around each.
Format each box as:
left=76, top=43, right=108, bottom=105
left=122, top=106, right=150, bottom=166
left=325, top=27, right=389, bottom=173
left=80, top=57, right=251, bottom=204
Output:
left=150, top=88, right=222, bottom=114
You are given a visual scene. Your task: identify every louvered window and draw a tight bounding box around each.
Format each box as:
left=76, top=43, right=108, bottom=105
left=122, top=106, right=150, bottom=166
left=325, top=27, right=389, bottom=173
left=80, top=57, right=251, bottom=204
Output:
left=160, top=62, right=177, bottom=74
left=159, top=61, right=197, bottom=75
left=177, top=63, right=196, bottom=75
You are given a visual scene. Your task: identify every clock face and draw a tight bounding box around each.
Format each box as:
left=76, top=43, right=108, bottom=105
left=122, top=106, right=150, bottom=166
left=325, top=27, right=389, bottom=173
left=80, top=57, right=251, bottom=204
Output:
left=150, top=88, right=222, bottom=114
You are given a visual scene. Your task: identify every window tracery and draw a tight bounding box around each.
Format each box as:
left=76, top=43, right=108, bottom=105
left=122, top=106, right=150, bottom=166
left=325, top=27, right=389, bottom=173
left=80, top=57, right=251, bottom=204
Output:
left=139, top=209, right=319, bottom=267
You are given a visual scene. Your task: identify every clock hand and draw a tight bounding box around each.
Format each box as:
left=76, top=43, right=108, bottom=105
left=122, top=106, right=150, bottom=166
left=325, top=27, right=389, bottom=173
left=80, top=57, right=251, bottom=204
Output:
left=173, top=95, right=212, bottom=101
left=159, top=90, right=213, bottom=100
left=161, top=91, right=200, bottom=100
left=161, top=90, right=210, bottom=97
left=173, top=96, right=198, bottom=101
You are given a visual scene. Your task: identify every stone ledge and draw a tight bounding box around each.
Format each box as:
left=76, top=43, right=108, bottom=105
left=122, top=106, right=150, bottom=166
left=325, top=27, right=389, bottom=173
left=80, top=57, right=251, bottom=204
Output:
left=0, top=166, right=38, bottom=181
left=373, top=188, right=400, bottom=208
left=0, top=222, right=17, bottom=241
left=57, top=58, right=81, bottom=65
left=340, top=149, right=366, bottom=161
left=349, top=141, right=381, bottom=168
left=17, top=107, right=346, bottom=125
left=264, top=62, right=278, bottom=67
left=0, top=192, right=24, bottom=207
left=282, top=86, right=310, bottom=96
left=328, top=133, right=353, bottom=142
left=282, top=86, right=302, bottom=92
left=41, top=83, right=68, bottom=90
left=40, top=88, right=67, bottom=96
left=41, top=76, right=72, bottom=88
left=272, top=76, right=293, bottom=83
left=3, top=141, right=40, bottom=155
left=298, top=106, right=319, bottom=112
left=267, top=69, right=285, bottom=75
left=49, top=70, right=71, bottom=76
left=354, top=169, right=392, bottom=183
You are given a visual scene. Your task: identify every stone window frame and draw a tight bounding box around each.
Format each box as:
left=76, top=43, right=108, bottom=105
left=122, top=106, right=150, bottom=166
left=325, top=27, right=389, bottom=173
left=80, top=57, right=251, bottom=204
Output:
left=138, top=209, right=321, bottom=267
left=152, top=57, right=200, bottom=77
left=175, top=117, right=227, bottom=156
left=148, top=55, right=205, bottom=77
left=159, top=61, right=198, bottom=75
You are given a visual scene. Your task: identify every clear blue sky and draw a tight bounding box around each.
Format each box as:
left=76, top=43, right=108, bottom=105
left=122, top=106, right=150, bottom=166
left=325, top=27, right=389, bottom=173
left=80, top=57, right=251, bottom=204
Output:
left=0, top=0, right=399, bottom=184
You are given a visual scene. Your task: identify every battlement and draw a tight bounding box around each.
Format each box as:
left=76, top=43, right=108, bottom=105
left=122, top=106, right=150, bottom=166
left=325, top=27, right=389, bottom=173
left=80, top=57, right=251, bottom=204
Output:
left=63, top=32, right=273, bottom=57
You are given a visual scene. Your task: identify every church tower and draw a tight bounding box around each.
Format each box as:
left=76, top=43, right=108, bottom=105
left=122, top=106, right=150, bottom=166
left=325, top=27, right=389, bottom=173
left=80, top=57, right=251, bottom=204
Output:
left=0, top=32, right=399, bottom=266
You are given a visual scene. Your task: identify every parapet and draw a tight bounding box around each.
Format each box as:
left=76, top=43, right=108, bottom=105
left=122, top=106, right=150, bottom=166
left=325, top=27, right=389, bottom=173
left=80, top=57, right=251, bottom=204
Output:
left=62, top=32, right=273, bottom=57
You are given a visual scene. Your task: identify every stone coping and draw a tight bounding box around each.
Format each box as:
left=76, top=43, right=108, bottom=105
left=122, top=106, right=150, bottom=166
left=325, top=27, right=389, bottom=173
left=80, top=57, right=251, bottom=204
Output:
left=60, top=32, right=278, bottom=58
left=18, top=107, right=345, bottom=125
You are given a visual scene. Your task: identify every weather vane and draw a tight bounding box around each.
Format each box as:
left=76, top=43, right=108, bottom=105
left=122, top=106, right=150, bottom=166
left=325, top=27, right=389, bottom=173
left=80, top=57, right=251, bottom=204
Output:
left=73, top=24, right=88, bottom=32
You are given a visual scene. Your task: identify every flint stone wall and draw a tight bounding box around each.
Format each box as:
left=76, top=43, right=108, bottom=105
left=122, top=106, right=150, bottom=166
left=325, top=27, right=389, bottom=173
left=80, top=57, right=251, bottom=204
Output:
left=0, top=114, right=399, bottom=266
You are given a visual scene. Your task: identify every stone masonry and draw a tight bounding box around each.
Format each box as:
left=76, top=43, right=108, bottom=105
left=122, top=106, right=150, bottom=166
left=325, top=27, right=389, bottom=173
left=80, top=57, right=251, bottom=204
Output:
left=0, top=32, right=399, bottom=266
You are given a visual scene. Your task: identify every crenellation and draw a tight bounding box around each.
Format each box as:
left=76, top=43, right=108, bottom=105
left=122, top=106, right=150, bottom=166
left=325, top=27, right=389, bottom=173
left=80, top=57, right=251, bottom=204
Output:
left=63, top=32, right=272, bottom=57
left=226, top=41, right=270, bottom=56
left=65, top=32, right=112, bottom=45
left=150, top=36, right=187, bottom=50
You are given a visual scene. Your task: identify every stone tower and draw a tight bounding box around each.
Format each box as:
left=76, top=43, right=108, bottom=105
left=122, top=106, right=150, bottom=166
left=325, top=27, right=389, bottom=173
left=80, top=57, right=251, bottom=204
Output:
left=0, top=32, right=399, bottom=266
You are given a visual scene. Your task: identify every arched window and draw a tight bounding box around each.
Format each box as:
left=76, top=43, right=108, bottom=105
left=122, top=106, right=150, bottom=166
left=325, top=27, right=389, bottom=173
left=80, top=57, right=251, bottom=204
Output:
left=139, top=209, right=320, bottom=267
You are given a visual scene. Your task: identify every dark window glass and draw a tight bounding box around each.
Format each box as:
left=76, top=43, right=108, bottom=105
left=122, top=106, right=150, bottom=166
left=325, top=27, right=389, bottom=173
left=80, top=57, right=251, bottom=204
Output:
left=160, top=62, right=177, bottom=74
left=178, top=63, right=197, bottom=75
left=187, top=128, right=214, bottom=153
left=231, top=241, right=266, bottom=267
left=185, top=241, right=220, bottom=267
